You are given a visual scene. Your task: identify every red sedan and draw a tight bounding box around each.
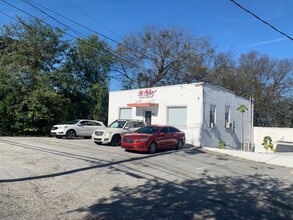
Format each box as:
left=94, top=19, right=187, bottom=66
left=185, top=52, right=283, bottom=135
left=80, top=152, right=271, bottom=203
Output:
left=121, top=125, right=185, bottom=153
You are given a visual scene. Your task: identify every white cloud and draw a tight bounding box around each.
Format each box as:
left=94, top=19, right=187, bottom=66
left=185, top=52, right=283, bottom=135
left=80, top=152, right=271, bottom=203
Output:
left=240, top=38, right=287, bottom=48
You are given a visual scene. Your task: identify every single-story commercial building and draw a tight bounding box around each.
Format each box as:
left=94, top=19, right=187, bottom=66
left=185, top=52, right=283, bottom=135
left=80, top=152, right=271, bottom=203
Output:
left=108, top=82, right=253, bottom=149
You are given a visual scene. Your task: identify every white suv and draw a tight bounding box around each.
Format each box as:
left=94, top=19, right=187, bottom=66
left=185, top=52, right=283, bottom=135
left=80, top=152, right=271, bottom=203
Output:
left=92, top=119, right=146, bottom=146
left=51, top=119, right=105, bottom=139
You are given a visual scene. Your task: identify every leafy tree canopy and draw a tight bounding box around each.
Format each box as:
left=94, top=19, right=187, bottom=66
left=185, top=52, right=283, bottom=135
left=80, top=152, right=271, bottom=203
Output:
left=0, top=17, right=113, bottom=135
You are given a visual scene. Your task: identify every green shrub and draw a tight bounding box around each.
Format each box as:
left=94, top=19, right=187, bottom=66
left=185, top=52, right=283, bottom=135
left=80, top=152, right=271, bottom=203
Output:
left=262, top=136, right=275, bottom=153
left=218, top=140, right=226, bottom=149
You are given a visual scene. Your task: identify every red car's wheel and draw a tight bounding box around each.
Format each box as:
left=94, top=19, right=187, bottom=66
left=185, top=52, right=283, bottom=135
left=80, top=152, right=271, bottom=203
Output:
left=176, top=139, right=184, bottom=149
left=149, top=141, right=157, bottom=154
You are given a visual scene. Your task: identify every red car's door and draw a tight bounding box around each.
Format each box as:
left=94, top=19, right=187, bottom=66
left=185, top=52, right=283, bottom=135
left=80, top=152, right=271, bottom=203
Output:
left=156, top=127, right=172, bottom=149
left=168, top=126, right=181, bottom=146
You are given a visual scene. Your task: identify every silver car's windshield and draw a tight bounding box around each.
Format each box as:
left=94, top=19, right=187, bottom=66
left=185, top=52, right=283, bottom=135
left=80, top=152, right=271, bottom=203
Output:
left=108, top=121, right=126, bottom=128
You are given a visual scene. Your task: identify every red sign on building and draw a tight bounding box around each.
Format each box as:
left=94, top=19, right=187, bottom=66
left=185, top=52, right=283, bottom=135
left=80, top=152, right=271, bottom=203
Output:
left=138, top=89, right=157, bottom=98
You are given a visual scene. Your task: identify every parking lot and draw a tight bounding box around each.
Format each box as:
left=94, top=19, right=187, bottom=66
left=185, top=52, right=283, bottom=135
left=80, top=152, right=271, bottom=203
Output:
left=0, top=137, right=292, bottom=220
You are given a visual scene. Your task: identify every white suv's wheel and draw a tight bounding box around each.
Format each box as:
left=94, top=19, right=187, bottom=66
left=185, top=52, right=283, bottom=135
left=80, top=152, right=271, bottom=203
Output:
left=66, top=130, right=76, bottom=139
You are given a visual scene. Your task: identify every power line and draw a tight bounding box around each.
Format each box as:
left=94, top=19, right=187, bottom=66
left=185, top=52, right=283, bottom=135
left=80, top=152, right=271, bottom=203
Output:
left=18, top=0, right=207, bottom=82
left=230, top=0, right=293, bottom=41
left=64, top=0, right=123, bottom=42
left=0, top=9, right=122, bottom=88
left=22, top=0, right=122, bottom=45
left=22, top=0, right=86, bottom=38
left=21, top=0, right=158, bottom=67
left=1, top=0, right=209, bottom=88
left=0, top=0, right=140, bottom=74
left=21, top=0, right=143, bottom=84
left=0, top=0, right=155, bottom=90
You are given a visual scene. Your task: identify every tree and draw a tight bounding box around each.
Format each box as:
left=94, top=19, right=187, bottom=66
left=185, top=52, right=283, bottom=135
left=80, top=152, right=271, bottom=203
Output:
left=88, top=84, right=109, bottom=124
left=0, top=17, right=71, bottom=135
left=64, top=35, right=113, bottom=92
left=209, top=51, right=237, bottom=87
left=273, top=98, right=293, bottom=127
left=0, top=16, right=115, bottom=135
left=115, top=25, right=215, bottom=89
left=1, top=17, right=69, bottom=88
left=60, top=35, right=113, bottom=122
left=211, top=51, right=293, bottom=127
left=0, top=67, right=20, bottom=135
left=13, top=89, right=69, bottom=135
left=237, top=104, right=248, bottom=150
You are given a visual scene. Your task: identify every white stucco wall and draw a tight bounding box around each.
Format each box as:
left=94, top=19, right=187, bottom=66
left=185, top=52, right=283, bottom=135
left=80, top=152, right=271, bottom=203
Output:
left=201, top=85, right=251, bottom=149
left=254, top=127, right=293, bottom=153
left=109, top=83, right=204, bottom=145
left=108, top=82, right=252, bottom=148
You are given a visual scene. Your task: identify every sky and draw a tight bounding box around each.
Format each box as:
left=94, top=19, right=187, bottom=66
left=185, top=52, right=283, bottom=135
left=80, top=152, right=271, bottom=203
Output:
left=0, top=0, right=292, bottom=90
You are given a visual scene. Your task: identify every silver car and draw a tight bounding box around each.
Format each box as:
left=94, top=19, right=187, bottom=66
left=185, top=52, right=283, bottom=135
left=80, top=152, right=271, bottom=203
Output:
left=92, top=119, right=146, bottom=146
left=51, top=119, right=105, bottom=139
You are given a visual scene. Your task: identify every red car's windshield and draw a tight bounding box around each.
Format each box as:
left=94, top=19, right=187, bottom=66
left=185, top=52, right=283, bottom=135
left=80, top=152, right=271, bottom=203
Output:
left=135, top=126, right=159, bottom=134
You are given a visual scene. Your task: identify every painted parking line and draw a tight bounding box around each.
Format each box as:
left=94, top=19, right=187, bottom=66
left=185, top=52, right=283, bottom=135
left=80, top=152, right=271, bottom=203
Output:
left=283, top=170, right=293, bottom=180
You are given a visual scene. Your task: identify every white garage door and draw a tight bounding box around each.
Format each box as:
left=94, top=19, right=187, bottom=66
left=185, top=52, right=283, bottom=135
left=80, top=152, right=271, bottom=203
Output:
left=167, top=107, right=187, bottom=128
left=119, top=108, right=132, bottom=119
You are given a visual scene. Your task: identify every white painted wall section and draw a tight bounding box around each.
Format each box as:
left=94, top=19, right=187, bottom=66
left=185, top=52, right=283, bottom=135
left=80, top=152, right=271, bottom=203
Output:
left=108, top=82, right=252, bottom=148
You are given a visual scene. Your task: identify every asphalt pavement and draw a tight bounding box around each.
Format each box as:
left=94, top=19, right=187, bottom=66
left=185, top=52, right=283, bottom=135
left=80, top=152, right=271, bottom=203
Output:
left=1, top=137, right=292, bottom=219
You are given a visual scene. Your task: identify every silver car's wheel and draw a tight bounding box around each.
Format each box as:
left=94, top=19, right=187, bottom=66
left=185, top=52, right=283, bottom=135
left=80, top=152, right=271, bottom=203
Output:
left=66, top=130, right=76, bottom=139
left=111, top=135, right=121, bottom=146
left=176, top=139, right=184, bottom=149
left=149, top=142, right=157, bottom=154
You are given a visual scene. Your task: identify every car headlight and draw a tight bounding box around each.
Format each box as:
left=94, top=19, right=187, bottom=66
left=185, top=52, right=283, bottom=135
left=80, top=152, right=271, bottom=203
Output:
left=105, top=132, right=113, bottom=136
left=137, top=138, right=149, bottom=142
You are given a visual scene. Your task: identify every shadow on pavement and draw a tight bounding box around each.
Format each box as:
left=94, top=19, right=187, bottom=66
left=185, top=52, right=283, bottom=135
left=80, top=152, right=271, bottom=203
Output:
left=72, top=174, right=292, bottom=220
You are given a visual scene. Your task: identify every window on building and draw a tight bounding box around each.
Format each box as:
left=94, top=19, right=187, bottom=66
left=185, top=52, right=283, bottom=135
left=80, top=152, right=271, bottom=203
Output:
left=225, top=106, right=231, bottom=128
left=210, top=105, right=216, bottom=128
left=119, top=108, right=132, bottom=119
left=167, top=107, right=187, bottom=128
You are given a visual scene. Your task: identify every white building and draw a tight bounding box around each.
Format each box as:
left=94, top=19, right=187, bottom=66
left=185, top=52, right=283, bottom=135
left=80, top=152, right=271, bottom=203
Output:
left=108, top=82, right=253, bottom=149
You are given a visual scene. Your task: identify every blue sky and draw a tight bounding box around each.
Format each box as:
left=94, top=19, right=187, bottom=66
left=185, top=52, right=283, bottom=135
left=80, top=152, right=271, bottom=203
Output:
left=0, top=0, right=292, bottom=90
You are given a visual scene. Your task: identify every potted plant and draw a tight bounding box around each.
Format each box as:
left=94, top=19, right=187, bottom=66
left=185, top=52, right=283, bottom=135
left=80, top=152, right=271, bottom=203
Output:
left=262, top=136, right=275, bottom=153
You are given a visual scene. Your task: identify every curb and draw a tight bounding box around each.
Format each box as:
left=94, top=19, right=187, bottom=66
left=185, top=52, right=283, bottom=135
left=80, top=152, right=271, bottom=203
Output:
left=203, top=147, right=293, bottom=168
